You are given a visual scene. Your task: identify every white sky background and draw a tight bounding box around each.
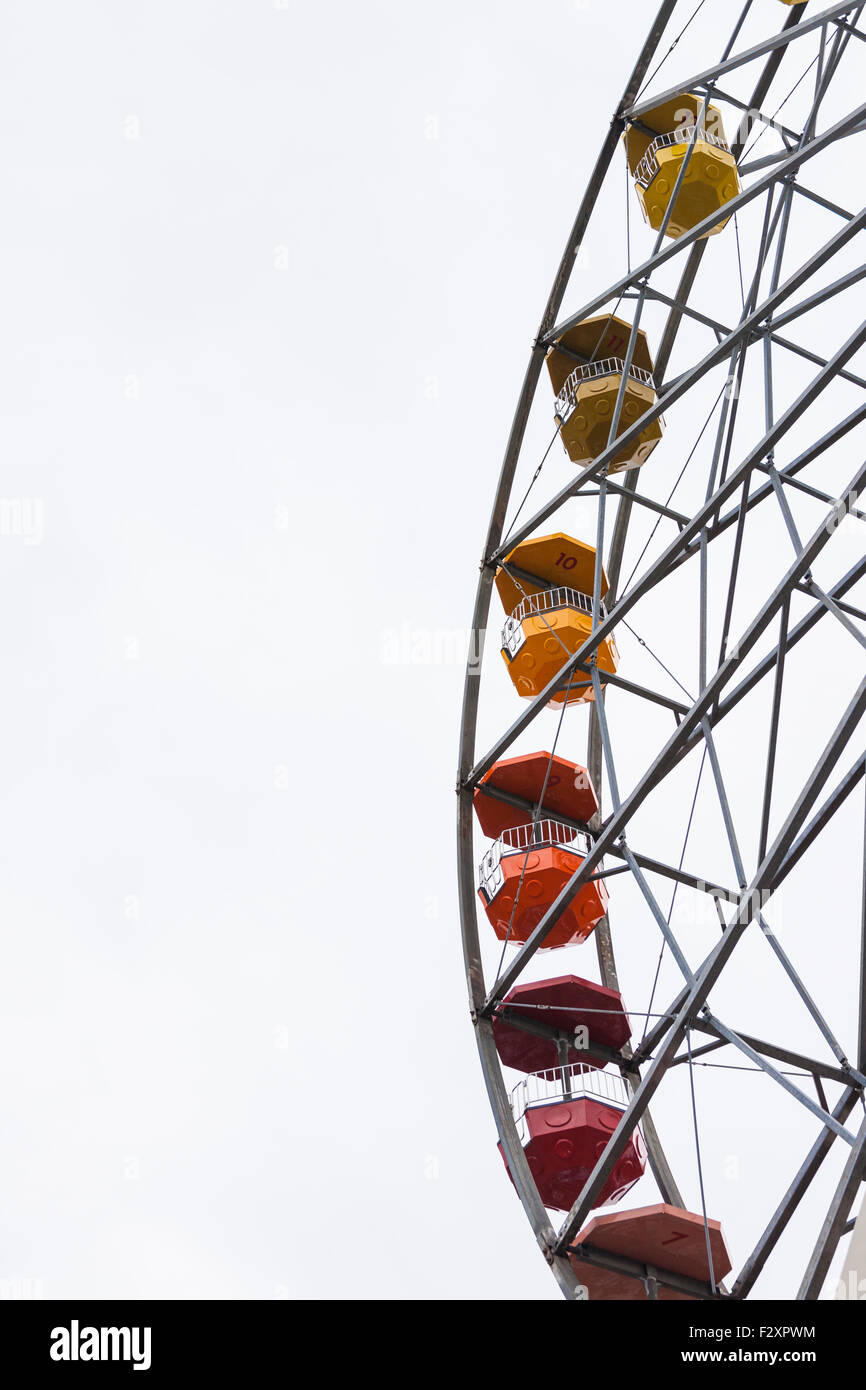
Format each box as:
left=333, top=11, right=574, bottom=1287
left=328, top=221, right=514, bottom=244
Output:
left=0, top=0, right=862, bottom=1301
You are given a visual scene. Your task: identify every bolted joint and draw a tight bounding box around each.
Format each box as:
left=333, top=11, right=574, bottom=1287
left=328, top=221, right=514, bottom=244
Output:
left=540, top=1236, right=558, bottom=1265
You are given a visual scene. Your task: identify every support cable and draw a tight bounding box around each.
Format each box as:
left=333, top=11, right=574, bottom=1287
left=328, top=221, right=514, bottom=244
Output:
left=688, top=1027, right=719, bottom=1296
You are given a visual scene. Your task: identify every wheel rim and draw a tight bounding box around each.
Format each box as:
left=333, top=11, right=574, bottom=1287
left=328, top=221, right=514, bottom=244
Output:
left=457, top=0, right=866, bottom=1301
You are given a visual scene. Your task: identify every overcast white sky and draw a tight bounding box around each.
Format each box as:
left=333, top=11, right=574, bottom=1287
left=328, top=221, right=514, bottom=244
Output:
left=0, top=0, right=862, bottom=1302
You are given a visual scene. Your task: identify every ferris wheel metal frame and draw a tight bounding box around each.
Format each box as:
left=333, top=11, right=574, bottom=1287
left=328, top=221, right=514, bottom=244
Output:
left=456, top=0, right=866, bottom=1302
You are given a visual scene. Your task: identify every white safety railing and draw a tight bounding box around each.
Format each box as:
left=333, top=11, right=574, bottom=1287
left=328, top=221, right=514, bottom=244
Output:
left=511, top=585, right=596, bottom=623
left=477, top=817, right=594, bottom=900
left=501, top=585, right=608, bottom=659
left=554, top=355, right=655, bottom=420
left=501, top=614, right=526, bottom=659
left=510, top=1063, right=630, bottom=1138
left=634, top=124, right=732, bottom=190
left=501, top=818, right=591, bottom=856
left=477, top=839, right=504, bottom=900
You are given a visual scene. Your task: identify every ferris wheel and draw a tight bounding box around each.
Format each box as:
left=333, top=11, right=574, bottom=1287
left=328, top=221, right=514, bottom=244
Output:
left=456, top=0, right=866, bottom=1301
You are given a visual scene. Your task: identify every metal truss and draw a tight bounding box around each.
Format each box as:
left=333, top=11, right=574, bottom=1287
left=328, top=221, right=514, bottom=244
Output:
left=457, top=0, right=866, bottom=1301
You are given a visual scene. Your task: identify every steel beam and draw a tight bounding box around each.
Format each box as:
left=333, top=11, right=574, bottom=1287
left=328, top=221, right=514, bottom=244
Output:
left=688, top=1018, right=856, bottom=1086
left=541, top=103, right=866, bottom=355
left=567, top=1240, right=723, bottom=1301
left=495, top=204, right=866, bottom=564
left=473, top=324, right=866, bottom=789
left=732, top=1089, right=860, bottom=1297
left=625, top=3, right=861, bottom=121
left=483, top=454, right=866, bottom=1009
left=553, top=675, right=866, bottom=1250
left=798, top=1113, right=866, bottom=1298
